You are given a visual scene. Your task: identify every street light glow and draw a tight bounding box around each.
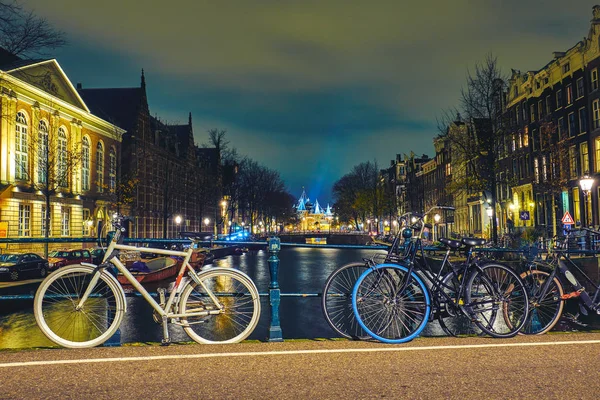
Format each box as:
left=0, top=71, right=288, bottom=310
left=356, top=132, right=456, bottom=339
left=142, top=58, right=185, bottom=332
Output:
left=580, top=176, right=594, bottom=193
left=174, top=215, right=182, bottom=224
left=434, top=214, right=441, bottom=223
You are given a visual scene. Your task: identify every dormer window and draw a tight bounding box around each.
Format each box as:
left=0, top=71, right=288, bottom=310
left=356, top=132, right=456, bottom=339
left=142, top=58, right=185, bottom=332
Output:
left=563, top=63, right=571, bottom=74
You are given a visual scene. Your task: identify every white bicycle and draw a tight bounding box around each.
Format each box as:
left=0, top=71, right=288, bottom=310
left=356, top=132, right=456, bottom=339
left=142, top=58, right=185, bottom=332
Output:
left=33, top=216, right=261, bottom=348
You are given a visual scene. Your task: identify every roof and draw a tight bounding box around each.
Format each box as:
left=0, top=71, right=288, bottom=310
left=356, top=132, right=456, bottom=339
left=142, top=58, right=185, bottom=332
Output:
left=78, top=87, right=144, bottom=133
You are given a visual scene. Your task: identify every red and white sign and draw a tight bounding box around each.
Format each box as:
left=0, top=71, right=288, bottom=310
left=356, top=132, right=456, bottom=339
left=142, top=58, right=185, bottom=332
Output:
left=561, top=211, right=575, bottom=225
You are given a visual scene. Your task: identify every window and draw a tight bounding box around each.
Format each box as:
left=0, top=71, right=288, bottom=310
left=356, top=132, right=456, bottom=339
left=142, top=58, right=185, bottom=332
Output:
left=57, top=127, right=67, bottom=187
left=518, top=132, right=522, bottom=148
left=61, top=207, right=70, bottom=236
left=592, top=69, right=598, bottom=91
left=96, top=142, right=104, bottom=192
left=594, top=100, right=600, bottom=130
left=522, top=101, right=527, bottom=121
left=558, top=117, right=565, bottom=140
left=41, top=205, right=51, bottom=237
left=538, top=100, right=544, bottom=119
left=563, top=62, right=571, bottom=74
left=579, top=107, right=588, bottom=133
left=581, top=142, right=589, bottom=175
left=530, top=104, right=536, bottom=122
left=596, top=138, right=600, bottom=172
left=83, top=208, right=91, bottom=235
left=37, top=120, right=48, bottom=184
left=556, top=89, right=563, bottom=109
left=515, top=104, right=520, bottom=124
left=566, top=84, right=573, bottom=105
left=569, top=145, right=578, bottom=178
left=546, top=95, right=552, bottom=115
left=573, top=188, right=581, bottom=223
left=109, top=147, right=116, bottom=192
left=82, top=137, right=90, bottom=191
left=15, top=112, right=28, bottom=181
left=542, top=156, right=548, bottom=182
left=534, top=158, right=540, bottom=183
left=577, top=77, right=585, bottom=99
left=568, top=113, right=576, bottom=136
left=512, top=134, right=516, bottom=151
left=523, top=127, right=529, bottom=146
left=18, top=204, right=30, bottom=237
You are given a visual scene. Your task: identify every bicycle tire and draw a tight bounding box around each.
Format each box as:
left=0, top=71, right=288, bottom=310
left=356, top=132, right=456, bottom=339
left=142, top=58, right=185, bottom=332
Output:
left=321, top=261, right=372, bottom=340
left=518, top=269, right=564, bottom=335
left=34, top=265, right=126, bottom=348
left=465, top=263, right=528, bottom=338
left=352, top=263, right=431, bottom=344
left=179, top=268, right=261, bottom=344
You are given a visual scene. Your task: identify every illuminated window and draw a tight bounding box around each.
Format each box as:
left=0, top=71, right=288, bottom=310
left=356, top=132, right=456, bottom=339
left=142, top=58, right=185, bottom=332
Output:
left=82, top=137, right=90, bottom=191
left=61, top=207, right=70, bottom=236
left=15, top=112, right=28, bottom=180
left=595, top=138, right=600, bottom=172
left=581, top=142, right=589, bottom=175
left=41, top=205, right=51, bottom=237
left=592, top=69, right=598, bottom=91
left=57, top=127, right=67, bottom=187
left=542, top=156, right=548, bottom=182
left=566, top=84, right=573, bottom=105
left=534, top=158, right=539, bottom=183
left=18, top=204, right=31, bottom=237
left=568, top=113, right=576, bottom=137
left=573, top=188, right=580, bottom=223
left=37, top=120, right=48, bottom=184
left=523, top=127, right=529, bottom=146
left=530, top=104, right=536, bottom=122
left=109, top=147, right=116, bottom=192
left=96, top=142, right=104, bottom=192
left=569, top=145, right=578, bottom=178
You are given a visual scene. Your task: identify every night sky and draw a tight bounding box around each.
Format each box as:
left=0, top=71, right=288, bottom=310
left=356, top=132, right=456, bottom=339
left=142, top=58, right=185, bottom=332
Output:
left=20, top=0, right=596, bottom=204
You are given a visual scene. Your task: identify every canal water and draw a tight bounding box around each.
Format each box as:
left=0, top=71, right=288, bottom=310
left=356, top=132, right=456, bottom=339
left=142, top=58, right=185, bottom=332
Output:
left=1, top=247, right=597, bottom=349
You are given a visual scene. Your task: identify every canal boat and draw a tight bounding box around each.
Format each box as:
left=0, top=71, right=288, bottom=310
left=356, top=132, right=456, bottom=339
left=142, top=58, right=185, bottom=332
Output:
left=117, top=249, right=211, bottom=285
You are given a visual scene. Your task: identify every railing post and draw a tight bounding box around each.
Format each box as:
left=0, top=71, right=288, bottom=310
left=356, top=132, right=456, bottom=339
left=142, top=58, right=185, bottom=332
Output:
left=267, top=236, right=283, bottom=342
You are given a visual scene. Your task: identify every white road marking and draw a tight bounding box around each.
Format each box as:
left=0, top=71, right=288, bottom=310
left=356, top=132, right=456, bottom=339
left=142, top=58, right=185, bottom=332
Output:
left=1, top=339, right=599, bottom=368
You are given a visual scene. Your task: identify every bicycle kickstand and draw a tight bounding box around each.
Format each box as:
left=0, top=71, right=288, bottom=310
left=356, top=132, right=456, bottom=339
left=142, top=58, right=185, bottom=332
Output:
left=161, top=315, right=171, bottom=346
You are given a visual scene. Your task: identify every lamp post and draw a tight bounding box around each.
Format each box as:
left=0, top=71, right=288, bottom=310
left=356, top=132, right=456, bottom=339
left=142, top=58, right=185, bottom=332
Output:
left=174, top=215, right=182, bottom=236
left=327, top=216, right=333, bottom=234
left=433, top=213, right=441, bottom=241
left=486, top=207, right=493, bottom=239
left=580, top=176, right=594, bottom=227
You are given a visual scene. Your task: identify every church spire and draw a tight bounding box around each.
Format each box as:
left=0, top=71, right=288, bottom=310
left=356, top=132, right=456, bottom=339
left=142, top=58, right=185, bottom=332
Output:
left=141, top=69, right=146, bottom=90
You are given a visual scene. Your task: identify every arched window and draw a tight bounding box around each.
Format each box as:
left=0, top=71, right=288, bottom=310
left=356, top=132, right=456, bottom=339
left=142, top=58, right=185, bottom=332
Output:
left=109, top=147, right=116, bottom=192
left=82, top=137, right=90, bottom=191
left=57, top=126, right=68, bottom=187
left=37, top=120, right=49, bottom=184
left=96, top=141, right=104, bottom=192
left=15, top=112, right=28, bottom=180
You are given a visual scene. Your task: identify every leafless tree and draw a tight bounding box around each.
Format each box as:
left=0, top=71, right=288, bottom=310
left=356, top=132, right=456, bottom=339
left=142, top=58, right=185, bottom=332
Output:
left=0, top=0, right=66, bottom=57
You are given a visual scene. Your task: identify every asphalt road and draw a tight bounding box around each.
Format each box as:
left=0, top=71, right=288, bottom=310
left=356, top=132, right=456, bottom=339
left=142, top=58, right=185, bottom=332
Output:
left=1, top=332, right=599, bottom=399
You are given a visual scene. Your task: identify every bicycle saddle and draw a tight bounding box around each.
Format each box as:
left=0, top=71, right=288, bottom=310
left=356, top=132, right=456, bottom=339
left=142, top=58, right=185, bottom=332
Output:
left=462, top=237, right=486, bottom=247
left=440, top=237, right=462, bottom=249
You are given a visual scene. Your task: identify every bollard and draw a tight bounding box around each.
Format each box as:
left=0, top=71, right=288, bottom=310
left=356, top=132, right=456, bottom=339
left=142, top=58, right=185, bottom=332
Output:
left=267, top=236, right=283, bottom=342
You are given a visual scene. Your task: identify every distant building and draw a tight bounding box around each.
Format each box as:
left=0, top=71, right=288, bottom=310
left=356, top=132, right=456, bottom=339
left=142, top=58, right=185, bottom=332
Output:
left=295, top=188, right=334, bottom=232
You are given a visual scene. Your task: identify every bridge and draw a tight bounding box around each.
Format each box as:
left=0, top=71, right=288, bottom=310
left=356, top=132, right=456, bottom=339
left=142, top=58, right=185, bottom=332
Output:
left=0, top=333, right=599, bottom=399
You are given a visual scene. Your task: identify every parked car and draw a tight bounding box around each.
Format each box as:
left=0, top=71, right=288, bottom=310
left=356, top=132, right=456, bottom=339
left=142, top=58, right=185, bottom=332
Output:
left=0, top=253, right=49, bottom=281
left=48, top=249, right=93, bottom=270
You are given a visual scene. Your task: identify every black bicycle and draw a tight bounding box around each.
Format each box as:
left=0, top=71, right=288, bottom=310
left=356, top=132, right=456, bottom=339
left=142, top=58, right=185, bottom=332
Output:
left=520, top=227, right=600, bottom=335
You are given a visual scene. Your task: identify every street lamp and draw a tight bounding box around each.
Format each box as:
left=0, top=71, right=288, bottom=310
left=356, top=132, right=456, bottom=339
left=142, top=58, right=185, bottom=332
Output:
left=174, top=215, right=182, bottom=235
left=486, top=207, right=493, bottom=239
left=203, top=217, right=210, bottom=232
left=580, top=176, right=594, bottom=226
left=433, top=214, right=441, bottom=241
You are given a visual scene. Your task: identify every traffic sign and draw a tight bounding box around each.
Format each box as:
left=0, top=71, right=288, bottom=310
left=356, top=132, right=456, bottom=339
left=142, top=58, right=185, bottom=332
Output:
left=519, top=211, right=530, bottom=221
left=562, top=211, right=575, bottom=225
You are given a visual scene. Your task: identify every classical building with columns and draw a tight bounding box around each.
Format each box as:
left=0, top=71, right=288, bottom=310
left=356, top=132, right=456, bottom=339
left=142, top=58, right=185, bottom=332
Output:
left=0, top=48, right=123, bottom=252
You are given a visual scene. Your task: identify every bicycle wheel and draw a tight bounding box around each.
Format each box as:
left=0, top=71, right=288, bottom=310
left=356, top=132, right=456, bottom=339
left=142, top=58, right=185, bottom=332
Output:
left=321, top=261, right=371, bottom=340
left=34, top=265, right=125, bottom=348
left=179, top=268, right=261, bottom=344
left=435, top=272, right=481, bottom=337
left=465, top=263, right=528, bottom=338
left=519, top=269, right=564, bottom=335
left=352, top=264, right=430, bottom=344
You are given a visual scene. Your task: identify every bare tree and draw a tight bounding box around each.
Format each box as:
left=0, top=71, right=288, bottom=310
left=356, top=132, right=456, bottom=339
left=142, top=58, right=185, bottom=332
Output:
left=438, top=54, right=508, bottom=243
left=0, top=1, right=66, bottom=57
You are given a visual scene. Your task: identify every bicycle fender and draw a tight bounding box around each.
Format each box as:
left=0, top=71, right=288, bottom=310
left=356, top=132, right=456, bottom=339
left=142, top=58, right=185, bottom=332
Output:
left=80, top=262, right=128, bottom=313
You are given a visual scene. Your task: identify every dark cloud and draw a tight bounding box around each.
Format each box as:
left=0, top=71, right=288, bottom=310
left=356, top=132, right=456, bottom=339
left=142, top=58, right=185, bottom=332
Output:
left=20, top=0, right=600, bottom=202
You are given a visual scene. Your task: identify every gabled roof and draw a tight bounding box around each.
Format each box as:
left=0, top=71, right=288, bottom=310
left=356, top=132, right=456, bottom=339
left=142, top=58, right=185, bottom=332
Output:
left=78, top=87, right=143, bottom=133
left=2, top=58, right=90, bottom=112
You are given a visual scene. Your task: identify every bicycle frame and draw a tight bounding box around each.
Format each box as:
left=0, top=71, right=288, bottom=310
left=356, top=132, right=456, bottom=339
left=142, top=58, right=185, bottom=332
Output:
left=77, top=230, right=220, bottom=322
